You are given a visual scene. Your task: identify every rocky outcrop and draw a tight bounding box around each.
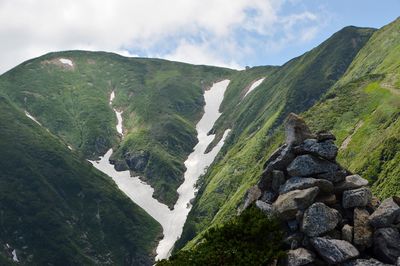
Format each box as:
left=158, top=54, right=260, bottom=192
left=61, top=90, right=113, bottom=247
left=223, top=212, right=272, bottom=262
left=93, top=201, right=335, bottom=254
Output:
left=241, top=113, right=400, bottom=265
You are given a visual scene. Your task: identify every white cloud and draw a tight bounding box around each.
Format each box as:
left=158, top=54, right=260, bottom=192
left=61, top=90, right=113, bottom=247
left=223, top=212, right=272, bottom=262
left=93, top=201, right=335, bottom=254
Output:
left=0, top=0, right=321, bottom=74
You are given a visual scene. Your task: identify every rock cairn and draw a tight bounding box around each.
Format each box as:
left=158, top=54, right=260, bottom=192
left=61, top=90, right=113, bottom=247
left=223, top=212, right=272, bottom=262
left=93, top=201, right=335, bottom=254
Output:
left=243, top=113, right=400, bottom=266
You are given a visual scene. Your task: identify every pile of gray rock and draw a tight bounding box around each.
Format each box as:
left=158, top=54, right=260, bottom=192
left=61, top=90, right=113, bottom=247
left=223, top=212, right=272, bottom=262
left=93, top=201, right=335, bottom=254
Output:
left=243, top=113, right=400, bottom=266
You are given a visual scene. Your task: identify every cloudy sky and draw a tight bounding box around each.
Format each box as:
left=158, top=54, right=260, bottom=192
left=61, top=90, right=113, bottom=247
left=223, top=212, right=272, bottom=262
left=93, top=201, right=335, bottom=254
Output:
left=0, top=0, right=399, bottom=74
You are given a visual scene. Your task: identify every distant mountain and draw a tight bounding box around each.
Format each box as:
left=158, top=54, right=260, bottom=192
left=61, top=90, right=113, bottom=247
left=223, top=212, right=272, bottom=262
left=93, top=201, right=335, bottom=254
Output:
left=0, top=53, right=234, bottom=208
left=0, top=96, right=161, bottom=265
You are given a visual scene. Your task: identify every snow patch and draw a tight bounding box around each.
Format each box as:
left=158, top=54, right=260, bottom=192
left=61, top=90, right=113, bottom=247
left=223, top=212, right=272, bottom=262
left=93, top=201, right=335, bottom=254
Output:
left=243, top=77, right=265, bottom=98
left=59, top=58, right=74, bottom=67
left=91, top=81, right=231, bottom=261
left=25, top=111, right=42, bottom=126
left=12, top=249, right=19, bottom=262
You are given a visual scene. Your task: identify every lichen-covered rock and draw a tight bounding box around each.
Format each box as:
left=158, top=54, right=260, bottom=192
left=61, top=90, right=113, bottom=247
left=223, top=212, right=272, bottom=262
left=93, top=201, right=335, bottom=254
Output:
left=287, top=154, right=340, bottom=177
left=342, top=187, right=372, bottom=208
left=294, top=138, right=338, bottom=160
left=279, top=177, right=333, bottom=194
left=273, top=187, right=319, bottom=220
left=285, top=113, right=314, bottom=145
left=302, top=202, right=341, bottom=237
left=369, top=197, right=400, bottom=228
left=342, top=224, right=354, bottom=243
left=311, top=237, right=359, bottom=264
left=353, top=208, right=373, bottom=248
left=373, top=227, right=400, bottom=264
left=287, top=248, right=315, bottom=266
left=335, top=175, right=369, bottom=193
left=255, top=200, right=273, bottom=216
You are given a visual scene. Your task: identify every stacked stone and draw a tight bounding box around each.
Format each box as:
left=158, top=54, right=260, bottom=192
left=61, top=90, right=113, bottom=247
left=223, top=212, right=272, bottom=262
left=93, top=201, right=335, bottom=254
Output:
left=243, top=113, right=400, bottom=266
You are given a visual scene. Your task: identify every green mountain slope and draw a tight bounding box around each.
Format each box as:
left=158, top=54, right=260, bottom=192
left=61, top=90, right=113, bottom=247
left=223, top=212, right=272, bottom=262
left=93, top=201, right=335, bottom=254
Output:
left=0, top=95, right=161, bottom=265
left=176, top=26, right=376, bottom=250
left=302, top=17, right=400, bottom=198
left=0, top=53, right=234, bottom=207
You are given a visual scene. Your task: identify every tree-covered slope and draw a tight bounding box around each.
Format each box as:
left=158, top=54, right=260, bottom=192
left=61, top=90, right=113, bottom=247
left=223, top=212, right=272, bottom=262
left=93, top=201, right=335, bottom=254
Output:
left=0, top=52, right=234, bottom=207
left=176, top=26, right=376, bottom=250
left=0, top=95, right=161, bottom=265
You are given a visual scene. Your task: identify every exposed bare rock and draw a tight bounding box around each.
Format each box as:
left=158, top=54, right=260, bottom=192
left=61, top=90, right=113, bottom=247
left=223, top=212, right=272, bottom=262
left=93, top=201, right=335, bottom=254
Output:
left=335, top=175, right=369, bottom=193
left=369, top=197, right=400, bottom=228
left=242, top=185, right=262, bottom=211
left=342, top=187, right=372, bottom=209
left=353, top=208, right=373, bottom=248
left=302, top=202, right=341, bottom=237
left=284, top=113, right=314, bottom=145
left=311, top=237, right=359, bottom=264
left=287, top=248, right=315, bottom=266
left=342, top=224, right=354, bottom=243
left=273, top=187, right=319, bottom=220
left=373, top=227, right=400, bottom=264
left=287, top=154, right=340, bottom=177
left=294, top=138, right=338, bottom=160
left=279, top=177, right=333, bottom=194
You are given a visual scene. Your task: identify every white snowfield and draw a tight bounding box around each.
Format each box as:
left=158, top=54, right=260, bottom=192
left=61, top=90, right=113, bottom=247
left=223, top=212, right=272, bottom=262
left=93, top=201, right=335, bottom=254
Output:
left=243, top=77, right=265, bottom=98
left=59, top=58, right=74, bottom=67
left=90, top=80, right=231, bottom=261
left=25, top=111, right=42, bottom=126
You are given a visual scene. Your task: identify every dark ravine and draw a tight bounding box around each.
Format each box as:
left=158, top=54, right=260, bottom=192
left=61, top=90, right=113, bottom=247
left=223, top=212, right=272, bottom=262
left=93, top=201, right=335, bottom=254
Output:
left=243, top=113, right=400, bottom=265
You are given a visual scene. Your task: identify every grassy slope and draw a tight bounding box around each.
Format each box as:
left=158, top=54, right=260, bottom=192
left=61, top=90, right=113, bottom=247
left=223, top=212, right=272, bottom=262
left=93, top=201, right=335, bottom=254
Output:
left=176, top=26, right=376, bottom=250
left=303, top=17, right=400, bottom=198
left=0, top=95, right=161, bottom=265
left=0, top=52, right=234, bottom=207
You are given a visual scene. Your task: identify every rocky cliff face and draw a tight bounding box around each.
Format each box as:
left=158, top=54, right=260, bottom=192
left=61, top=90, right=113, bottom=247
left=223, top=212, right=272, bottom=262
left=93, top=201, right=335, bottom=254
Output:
left=243, top=113, right=400, bottom=266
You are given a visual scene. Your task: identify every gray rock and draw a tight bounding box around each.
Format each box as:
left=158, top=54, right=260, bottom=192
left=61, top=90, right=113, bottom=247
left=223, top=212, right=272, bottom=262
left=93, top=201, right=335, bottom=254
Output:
left=317, top=169, right=348, bottom=183
left=373, top=227, right=400, bottom=264
left=344, top=258, right=393, bottom=266
left=302, top=202, right=341, bottom=237
left=242, top=185, right=262, bottom=210
left=353, top=208, right=373, bottom=248
left=342, top=224, right=353, bottom=243
left=369, top=197, right=400, bottom=228
left=273, top=187, right=319, bottom=220
left=285, top=113, right=315, bottom=145
left=255, top=200, right=273, bottom=216
left=272, top=170, right=286, bottom=192
left=287, top=154, right=340, bottom=177
left=279, top=177, right=333, bottom=194
left=311, top=237, right=359, bottom=264
left=295, top=138, right=338, bottom=160
left=287, top=248, right=315, bottom=266
left=284, top=232, right=303, bottom=250
left=259, top=145, right=295, bottom=191
left=315, top=193, right=337, bottom=205
left=335, top=175, right=369, bottom=193
left=342, top=187, right=372, bottom=209
left=260, top=190, right=277, bottom=204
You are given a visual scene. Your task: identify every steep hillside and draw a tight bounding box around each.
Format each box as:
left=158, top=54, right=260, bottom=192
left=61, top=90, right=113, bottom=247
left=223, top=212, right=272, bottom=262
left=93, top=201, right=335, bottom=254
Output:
left=303, top=17, right=400, bottom=198
left=0, top=53, right=234, bottom=207
left=176, top=26, right=376, bottom=250
left=0, top=95, right=161, bottom=265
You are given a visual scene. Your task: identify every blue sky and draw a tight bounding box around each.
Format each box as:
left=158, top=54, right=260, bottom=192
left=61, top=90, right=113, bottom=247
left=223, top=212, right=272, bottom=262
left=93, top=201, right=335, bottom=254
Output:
left=0, top=0, right=399, bottom=73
